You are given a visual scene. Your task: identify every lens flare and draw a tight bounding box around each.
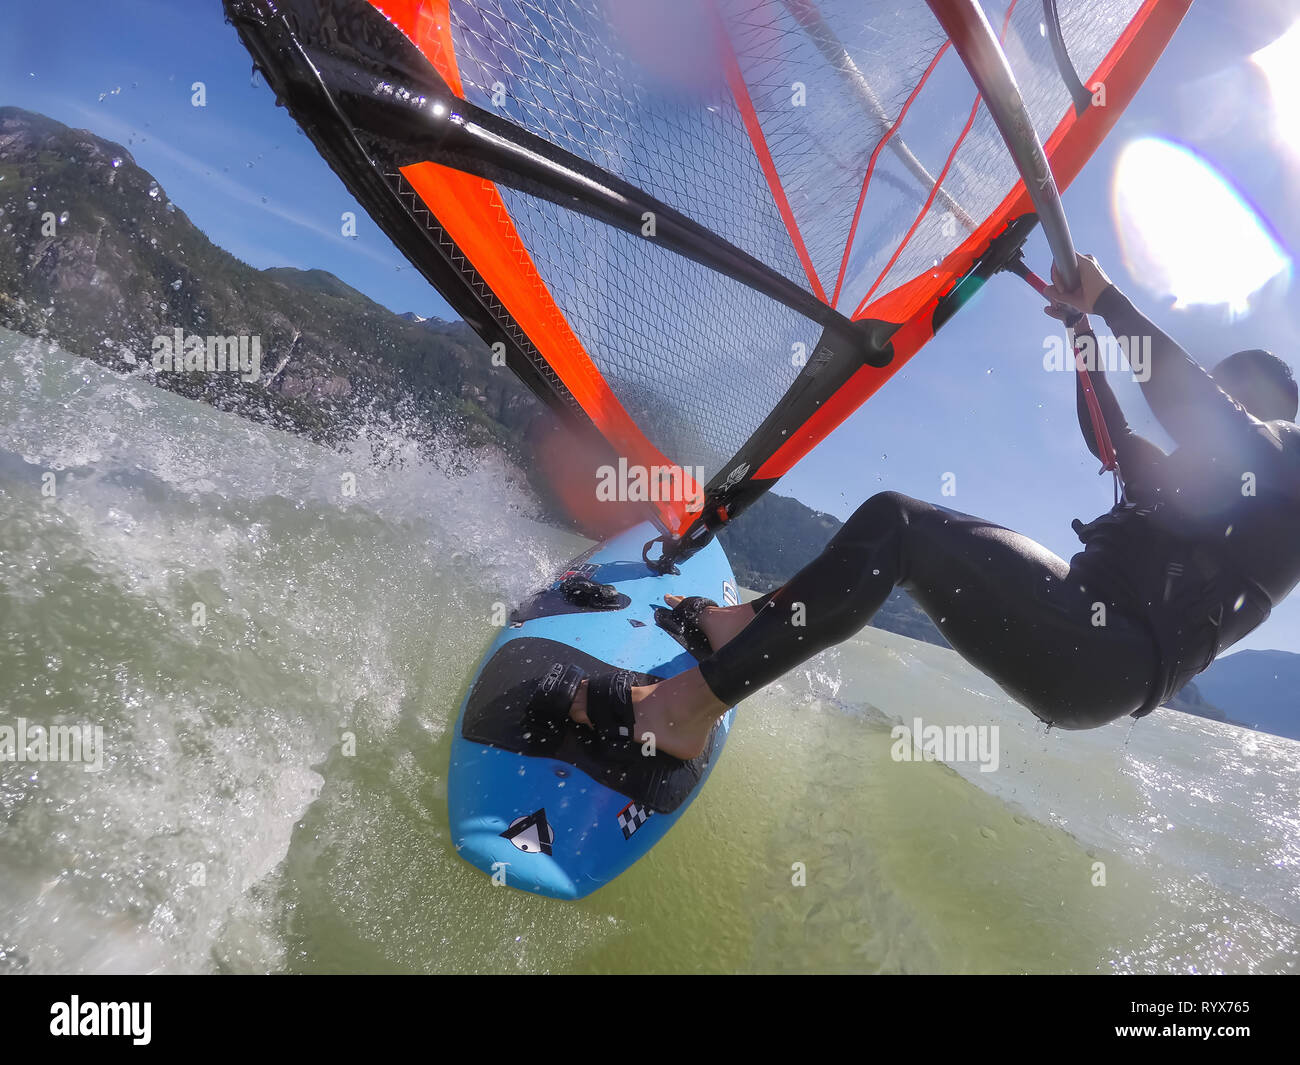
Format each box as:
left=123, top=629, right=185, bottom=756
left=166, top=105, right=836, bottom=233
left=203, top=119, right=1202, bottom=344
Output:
left=1111, top=137, right=1290, bottom=315
left=1252, top=19, right=1300, bottom=155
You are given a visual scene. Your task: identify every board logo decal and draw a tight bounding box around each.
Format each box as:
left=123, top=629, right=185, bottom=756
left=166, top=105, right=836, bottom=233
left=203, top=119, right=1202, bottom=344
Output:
left=722, top=580, right=739, bottom=606
left=502, top=809, right=554, bottom=855
left=617, top=801, right=652, bottom=840
left=538, top=662, right=565, bottom=697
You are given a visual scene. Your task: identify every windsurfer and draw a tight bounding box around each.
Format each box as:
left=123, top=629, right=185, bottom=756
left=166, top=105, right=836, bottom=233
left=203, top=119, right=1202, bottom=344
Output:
left=561, top=255, right=1300, bottom=758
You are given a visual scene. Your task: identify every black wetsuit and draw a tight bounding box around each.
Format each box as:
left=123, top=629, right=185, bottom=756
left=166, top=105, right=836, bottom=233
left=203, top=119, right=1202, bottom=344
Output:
left=698, top=286, right=1300, bottom=728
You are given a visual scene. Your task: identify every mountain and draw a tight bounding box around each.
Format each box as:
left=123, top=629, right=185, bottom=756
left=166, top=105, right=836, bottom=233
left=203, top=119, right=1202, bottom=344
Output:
left=1194, top=650, right=1300, bottom=741
left=1165, top=679, right=1233, bottom=725
left=399, top=310, right=452, bottom=327
left=0, top=106, right=540, bottom=449
left=262, top=266, right=365, bottom=301
left=718, top=493, right=949, bottom=646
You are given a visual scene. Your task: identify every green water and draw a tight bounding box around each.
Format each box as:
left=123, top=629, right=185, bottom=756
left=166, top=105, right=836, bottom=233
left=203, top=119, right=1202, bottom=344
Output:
left=2, top=329, right=1298, bottom=973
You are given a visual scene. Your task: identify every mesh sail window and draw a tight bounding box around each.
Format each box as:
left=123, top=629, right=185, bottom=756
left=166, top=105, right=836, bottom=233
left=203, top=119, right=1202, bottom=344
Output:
left=227, top=0, right=1190, bottom=534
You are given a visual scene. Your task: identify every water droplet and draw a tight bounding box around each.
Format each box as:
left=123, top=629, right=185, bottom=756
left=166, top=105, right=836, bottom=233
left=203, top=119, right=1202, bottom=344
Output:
left=111, top=157, right=122, bottom=168
left=148, top=183, right=160, bottom=199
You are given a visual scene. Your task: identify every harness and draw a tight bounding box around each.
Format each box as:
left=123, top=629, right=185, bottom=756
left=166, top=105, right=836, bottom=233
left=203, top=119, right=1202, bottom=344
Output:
left=1072, top=505, right=1272, bottom=717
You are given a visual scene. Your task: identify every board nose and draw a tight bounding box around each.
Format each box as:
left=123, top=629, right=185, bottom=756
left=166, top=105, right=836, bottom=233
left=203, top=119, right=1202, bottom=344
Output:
left=453, top=824, right=584, bottom=900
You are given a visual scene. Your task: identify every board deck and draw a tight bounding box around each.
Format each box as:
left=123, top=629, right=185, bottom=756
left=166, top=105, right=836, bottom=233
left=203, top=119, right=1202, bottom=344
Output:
left=448, top=521, right=739, bottom=899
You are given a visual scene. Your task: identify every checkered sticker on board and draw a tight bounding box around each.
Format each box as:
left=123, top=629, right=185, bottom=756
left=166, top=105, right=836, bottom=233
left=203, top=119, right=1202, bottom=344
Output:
left=617, top=801, right=652, bottom=839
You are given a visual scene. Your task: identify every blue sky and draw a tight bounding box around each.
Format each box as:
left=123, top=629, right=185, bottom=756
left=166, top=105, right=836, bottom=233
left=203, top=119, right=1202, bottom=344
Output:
left=3, top=0, right=1298, bottom=653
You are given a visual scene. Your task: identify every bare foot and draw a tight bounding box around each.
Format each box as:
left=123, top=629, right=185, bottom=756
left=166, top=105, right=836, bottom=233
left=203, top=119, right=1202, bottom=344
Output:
left=567, top=669, right=728, bottom=760
left=663, top=593, right=757, bottom=652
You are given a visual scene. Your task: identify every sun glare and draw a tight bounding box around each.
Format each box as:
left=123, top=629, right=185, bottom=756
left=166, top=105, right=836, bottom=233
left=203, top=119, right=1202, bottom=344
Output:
left=1252, top=19, right=1300, bottom=153
left=1111, top=138, right=1290, bottom=315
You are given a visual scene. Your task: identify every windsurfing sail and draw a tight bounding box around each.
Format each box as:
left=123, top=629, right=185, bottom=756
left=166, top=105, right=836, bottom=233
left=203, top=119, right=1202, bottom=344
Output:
left=225, top=0, right=1189, bottom=564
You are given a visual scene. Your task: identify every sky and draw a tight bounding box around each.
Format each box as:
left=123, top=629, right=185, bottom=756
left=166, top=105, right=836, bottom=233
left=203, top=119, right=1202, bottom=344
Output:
left=2, top=0, right=1299, bottom=653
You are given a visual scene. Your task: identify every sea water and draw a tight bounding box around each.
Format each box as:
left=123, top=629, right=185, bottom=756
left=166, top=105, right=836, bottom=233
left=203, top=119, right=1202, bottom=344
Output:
left=1, top=328, right=1297, bottom=974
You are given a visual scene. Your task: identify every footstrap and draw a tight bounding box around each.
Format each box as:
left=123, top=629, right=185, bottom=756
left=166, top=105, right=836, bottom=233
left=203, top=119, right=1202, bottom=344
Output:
left=654, top=596, right=718, bottom=659
left=585, top=671, right=638, bottom=743
left=529, top=662, right=585, bottom=720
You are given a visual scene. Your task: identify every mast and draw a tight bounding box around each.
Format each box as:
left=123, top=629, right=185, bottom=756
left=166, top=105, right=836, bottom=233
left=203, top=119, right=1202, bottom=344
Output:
left=924, top=0, right=1081, bottom=291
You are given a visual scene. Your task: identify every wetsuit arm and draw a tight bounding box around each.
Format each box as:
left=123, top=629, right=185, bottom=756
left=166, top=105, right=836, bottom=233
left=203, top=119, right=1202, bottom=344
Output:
left=1094, top=285, right=1253, bottom=447
left=1072, top=318, right=1168, bottom=483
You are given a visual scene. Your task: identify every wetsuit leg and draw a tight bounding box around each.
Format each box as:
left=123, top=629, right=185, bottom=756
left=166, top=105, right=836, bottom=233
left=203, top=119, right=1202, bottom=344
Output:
left=698, top=492, right=1159, bottom=729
